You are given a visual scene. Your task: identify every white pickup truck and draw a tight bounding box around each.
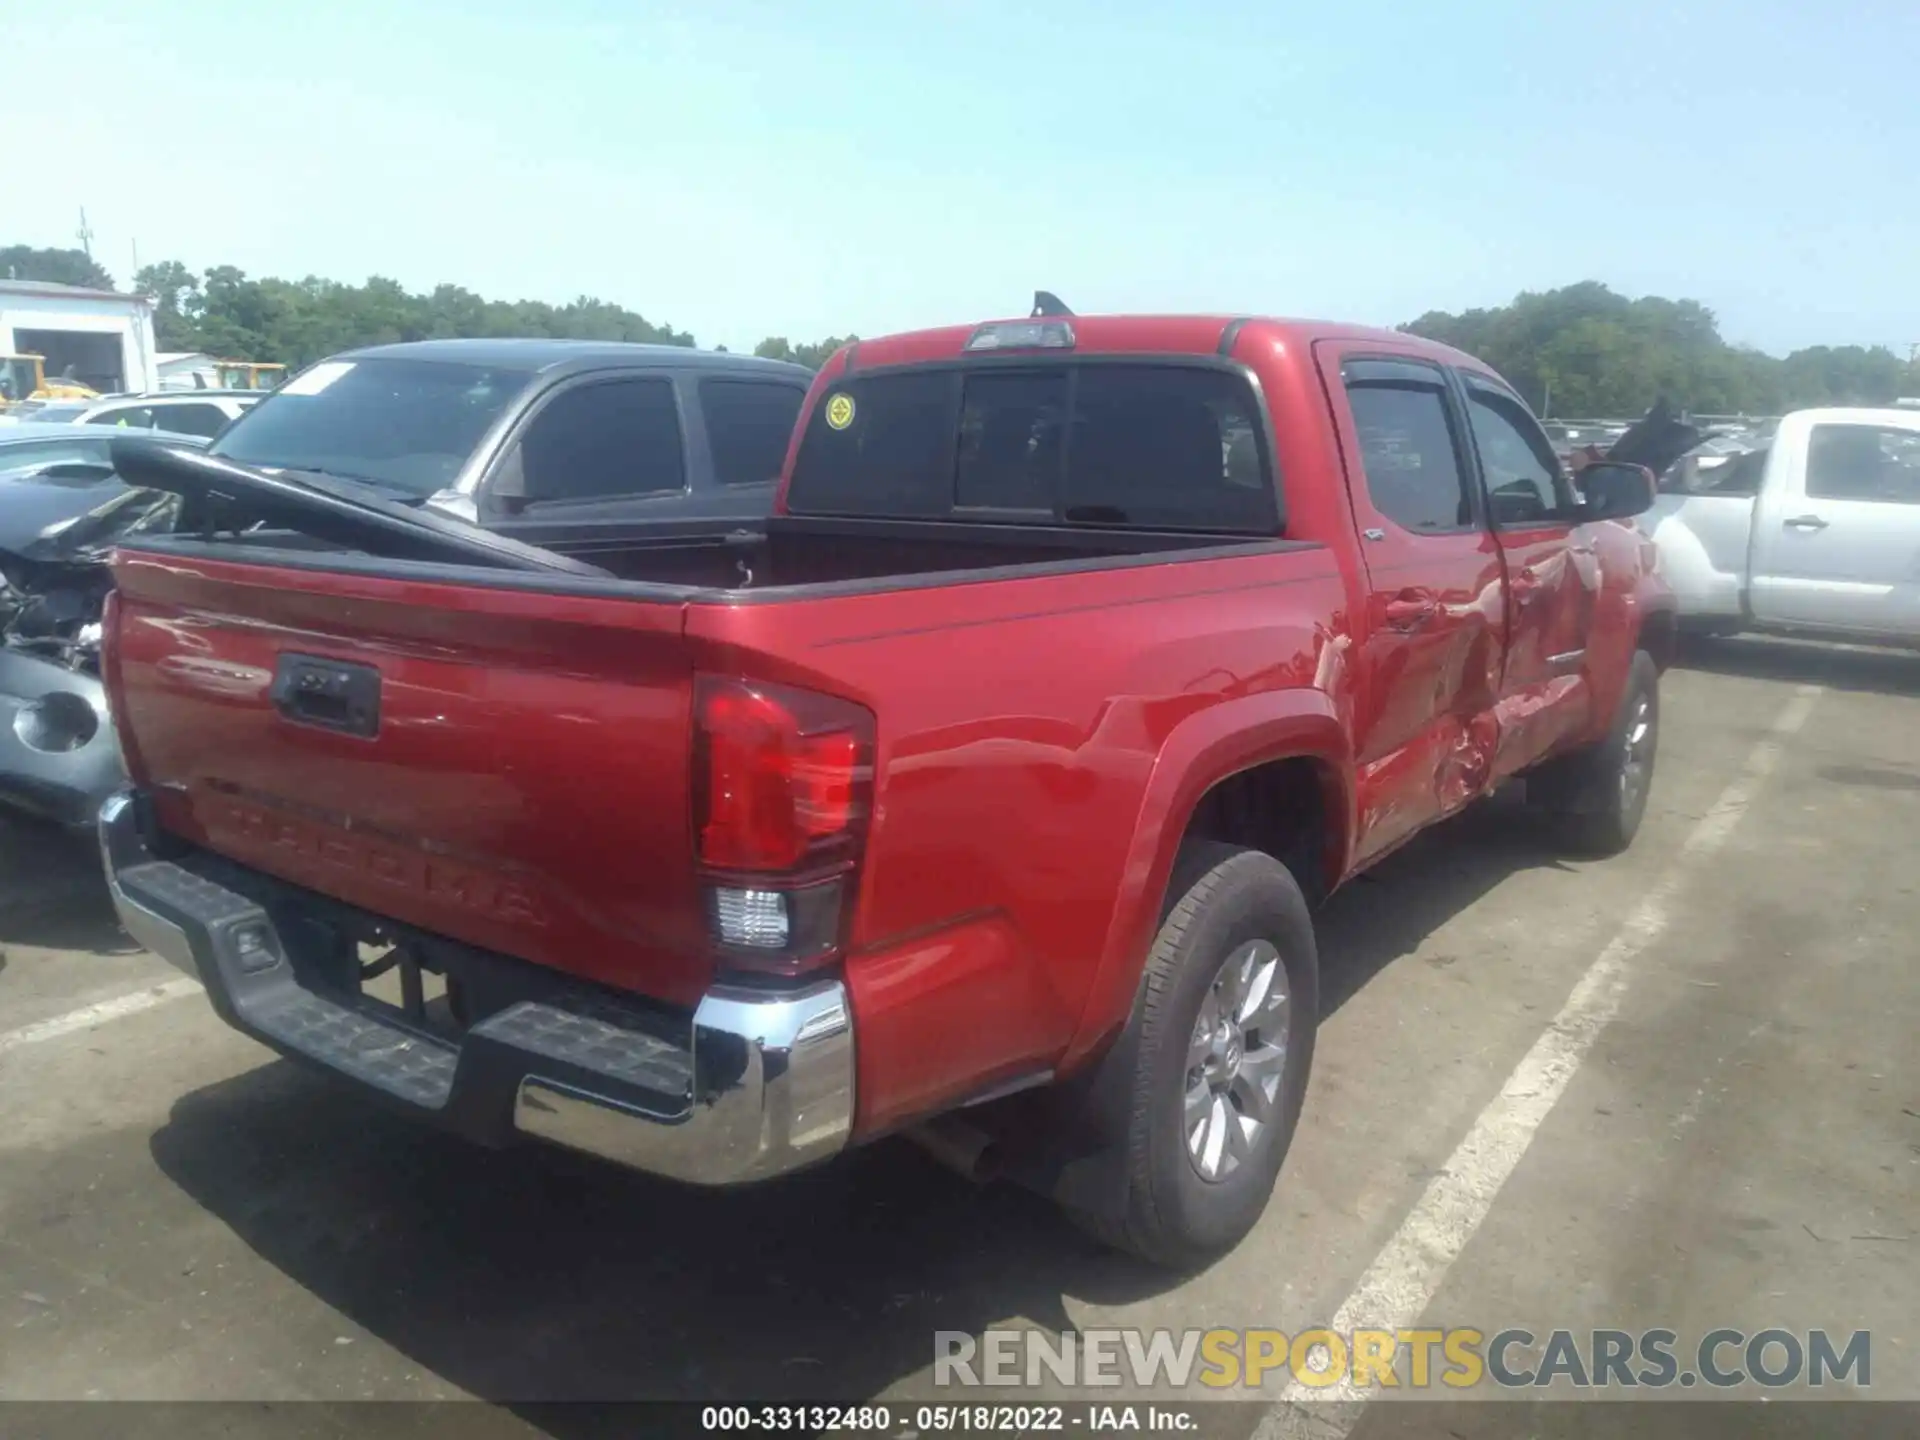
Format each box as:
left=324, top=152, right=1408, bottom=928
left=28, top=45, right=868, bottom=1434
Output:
left=1640, top=406, right=1920, bottom=646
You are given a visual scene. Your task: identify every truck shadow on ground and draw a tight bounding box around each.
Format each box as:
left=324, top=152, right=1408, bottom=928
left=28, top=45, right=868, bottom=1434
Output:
left=1674, top=634, right=1920, bottom=698
left=150, top=1070, right=1136, bottom=1409
left=1317, top=785, right=1573, bottom=1016
left=143, top=794, right=1570, bottom=1425
left=0, top=814, right=141, bottom=956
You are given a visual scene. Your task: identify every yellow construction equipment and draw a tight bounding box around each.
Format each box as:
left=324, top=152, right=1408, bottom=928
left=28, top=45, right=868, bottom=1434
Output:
left=213, top=361, right=287, bottom=392
left=0, top=353, right=101, bottom=410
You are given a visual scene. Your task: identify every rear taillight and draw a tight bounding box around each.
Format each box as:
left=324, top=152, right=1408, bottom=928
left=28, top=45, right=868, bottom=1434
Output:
left=692, top=675, right=874, bottom=977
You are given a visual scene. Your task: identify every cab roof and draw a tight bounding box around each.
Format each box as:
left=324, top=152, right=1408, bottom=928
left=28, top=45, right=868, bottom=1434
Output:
left=330, top=337, right=812, bottom=380
left=836, top=314, right=1491, bottom=377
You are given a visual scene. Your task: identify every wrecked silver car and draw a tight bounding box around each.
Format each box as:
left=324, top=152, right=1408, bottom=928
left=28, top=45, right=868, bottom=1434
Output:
left=0, top=433, right=206, bottom=826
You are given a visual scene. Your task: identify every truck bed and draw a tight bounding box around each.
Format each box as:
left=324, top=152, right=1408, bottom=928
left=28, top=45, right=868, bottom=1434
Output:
left=106, top=511, right=1320, bottom=1010
left=175, top=512, right=1283, bottom=597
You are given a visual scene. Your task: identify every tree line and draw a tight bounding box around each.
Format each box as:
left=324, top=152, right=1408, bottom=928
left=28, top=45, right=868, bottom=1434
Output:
left=6, top=243, right=1916, bottom=412
left=1400, top=280, right=1919, bottom=416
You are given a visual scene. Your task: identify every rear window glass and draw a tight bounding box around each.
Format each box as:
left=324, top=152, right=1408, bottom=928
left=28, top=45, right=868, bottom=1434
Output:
left=786, top=363, right=1278, bottom=533
left=211, top=358, right=535, bottom=497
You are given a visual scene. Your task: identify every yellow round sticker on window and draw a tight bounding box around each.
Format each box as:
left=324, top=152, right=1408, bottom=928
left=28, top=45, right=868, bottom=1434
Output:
left=824, top=393, right=856, bottom=431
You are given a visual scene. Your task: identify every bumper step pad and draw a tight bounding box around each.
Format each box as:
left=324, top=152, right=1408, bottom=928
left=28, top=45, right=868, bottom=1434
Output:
left=99, top=790, right=855, bottom=1184
left=112, top=858, right=692, bottom=1116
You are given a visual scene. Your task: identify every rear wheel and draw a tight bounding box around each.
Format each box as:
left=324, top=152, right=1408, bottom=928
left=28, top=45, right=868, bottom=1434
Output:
left=1069, top=842, right=1318, bottom=1269
left=1528, top=649, right=1660, bottom=856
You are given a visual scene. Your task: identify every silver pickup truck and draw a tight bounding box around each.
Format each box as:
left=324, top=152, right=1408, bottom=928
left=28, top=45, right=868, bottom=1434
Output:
left=1640, top=406, right=1920, bottom=646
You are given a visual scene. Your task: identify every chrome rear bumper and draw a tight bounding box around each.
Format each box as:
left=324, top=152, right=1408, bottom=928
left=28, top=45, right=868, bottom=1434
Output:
left=99, top=790, right=856, bottom=1185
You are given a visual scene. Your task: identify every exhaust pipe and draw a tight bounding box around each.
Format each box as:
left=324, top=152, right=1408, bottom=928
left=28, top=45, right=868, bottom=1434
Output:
left=905, top=1115, right=1002, bottom=1183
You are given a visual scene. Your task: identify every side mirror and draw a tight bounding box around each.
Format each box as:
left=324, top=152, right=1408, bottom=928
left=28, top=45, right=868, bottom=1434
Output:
left=1575, top=460, right=1656, bottom=522
left=484, top=447, right=531, bottom=515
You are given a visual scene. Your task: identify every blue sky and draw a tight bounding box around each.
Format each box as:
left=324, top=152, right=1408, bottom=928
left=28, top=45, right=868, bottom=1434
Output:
left=8, top=0, right=1916, bottom=356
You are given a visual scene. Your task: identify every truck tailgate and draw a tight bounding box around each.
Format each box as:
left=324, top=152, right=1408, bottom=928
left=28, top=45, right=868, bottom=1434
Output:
left=107, top=551, right=713, bottom=1004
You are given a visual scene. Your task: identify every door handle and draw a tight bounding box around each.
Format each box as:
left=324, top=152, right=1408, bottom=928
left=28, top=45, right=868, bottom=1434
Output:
left=1383, top=591, right=1439, bottom=629
left=1784, top=514, right=1829, bottom=531
left=1510, top=568, right=1549, bottom=605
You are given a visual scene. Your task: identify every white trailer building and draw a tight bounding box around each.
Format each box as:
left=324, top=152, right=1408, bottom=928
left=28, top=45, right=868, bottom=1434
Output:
left=0, top=279, right=159, bottom=395
left=156, top=351, right=221, bottom=390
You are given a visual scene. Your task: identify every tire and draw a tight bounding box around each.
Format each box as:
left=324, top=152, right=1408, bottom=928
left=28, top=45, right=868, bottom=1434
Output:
left=1528, top=649, right=1659, bottom=857
left=1069, top=842, right=1318, bottom=1269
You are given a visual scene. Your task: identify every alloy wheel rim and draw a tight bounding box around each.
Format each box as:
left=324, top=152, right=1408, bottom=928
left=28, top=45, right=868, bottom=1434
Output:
left=1620, top=694, right=1655, bottom=814
left=1185, top=939, right=1290, bottom=1183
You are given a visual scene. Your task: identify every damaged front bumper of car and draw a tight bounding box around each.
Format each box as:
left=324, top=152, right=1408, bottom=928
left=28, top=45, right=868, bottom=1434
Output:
left=0, top=640, right=122, bottom=827
left=0, top=473, right=175, bottom=826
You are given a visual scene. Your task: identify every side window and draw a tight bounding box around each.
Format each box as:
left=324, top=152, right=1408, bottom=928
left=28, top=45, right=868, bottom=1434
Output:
left=1805, top=424, right=1920, bottom=505
left=86, top=405, right=155, bottom=429
left=150, top=403, right=230, bottom=438
left=1465, top=385, right=1574, bottom=526
left=514, top=377, right=685, bottom=504
left=1341, top=361, right=1473, bottom=534
left=698, top=380, right=805, bottom=488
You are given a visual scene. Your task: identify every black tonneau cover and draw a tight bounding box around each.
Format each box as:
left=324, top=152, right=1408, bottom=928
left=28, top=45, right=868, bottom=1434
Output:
left=106, top=438, right=610, bottom=577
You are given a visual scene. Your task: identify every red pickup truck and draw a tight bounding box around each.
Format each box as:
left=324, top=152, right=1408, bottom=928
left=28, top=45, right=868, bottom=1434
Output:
left=98, top=308, right=1674, bottom=1267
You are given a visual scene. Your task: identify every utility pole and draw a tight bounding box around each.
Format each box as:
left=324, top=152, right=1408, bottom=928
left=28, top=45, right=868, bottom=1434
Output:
left=76, top=207, right=95, bottom=259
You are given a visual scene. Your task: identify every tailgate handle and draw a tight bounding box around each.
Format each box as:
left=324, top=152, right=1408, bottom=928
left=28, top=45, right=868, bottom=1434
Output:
left=271, top=653, right=382, bottom=738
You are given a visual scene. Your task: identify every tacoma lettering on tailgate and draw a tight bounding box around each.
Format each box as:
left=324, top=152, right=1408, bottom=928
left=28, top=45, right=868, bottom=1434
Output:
left=209, top=799, right=548, bottom=928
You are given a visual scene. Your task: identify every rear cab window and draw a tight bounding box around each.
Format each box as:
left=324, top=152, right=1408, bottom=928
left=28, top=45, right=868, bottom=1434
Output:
left=786, top=361, right=1279, bottom=533
left=1684, top=446, right=1769, bottom=497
